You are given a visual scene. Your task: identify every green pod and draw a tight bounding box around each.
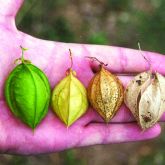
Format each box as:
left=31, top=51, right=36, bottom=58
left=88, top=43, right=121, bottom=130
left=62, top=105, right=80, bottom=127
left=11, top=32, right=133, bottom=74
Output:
left=5, top=47, right=51, bottom=129
left=52, top=69, right=88, bottom=127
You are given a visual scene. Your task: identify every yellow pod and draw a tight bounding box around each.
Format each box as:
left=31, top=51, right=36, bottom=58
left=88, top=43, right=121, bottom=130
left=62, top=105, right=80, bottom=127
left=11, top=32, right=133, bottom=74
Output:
left=52, top=50, right=88, bottom=127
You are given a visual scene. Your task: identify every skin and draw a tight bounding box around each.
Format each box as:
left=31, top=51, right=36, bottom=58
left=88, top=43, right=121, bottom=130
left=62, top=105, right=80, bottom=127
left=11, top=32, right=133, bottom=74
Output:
left=0, top=0, right=165, bottom=155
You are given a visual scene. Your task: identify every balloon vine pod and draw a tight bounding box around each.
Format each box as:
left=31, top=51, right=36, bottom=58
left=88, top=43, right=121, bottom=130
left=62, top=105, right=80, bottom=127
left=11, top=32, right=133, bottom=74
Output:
left=5, top=46, right=51, bottom=129
left=51, top=49, right=88, bottom=127
left=87, top=57, right=124, bottom=122
left=124, top=44, right=165, bottom=130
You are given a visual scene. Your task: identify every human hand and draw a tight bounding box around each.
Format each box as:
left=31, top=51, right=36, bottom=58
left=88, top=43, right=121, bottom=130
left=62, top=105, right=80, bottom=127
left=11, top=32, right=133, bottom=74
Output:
left=0, top=0, right=165, bottom=155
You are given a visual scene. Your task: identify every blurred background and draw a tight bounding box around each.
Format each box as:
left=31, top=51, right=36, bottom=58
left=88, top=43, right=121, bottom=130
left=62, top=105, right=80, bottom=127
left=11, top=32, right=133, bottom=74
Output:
left=15, top=0, right=165, bottom=54
left=1, top=0, right=165, bottom=164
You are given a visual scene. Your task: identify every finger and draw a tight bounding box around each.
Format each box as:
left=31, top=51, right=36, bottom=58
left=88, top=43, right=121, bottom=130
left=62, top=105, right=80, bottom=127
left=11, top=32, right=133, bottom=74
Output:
left=79, top=44, right=165, bottom=74
left=0, top=0, right=23, bottom=31
left=35, top=42, right=165, bottom=87
left=78, top=123, right=161, bottom=147
left=0, top=0, right=23, bottom=17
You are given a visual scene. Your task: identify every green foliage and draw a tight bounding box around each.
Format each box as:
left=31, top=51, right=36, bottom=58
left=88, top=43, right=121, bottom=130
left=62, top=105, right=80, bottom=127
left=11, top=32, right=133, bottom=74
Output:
left=107, top=0, right=131, bottom=10
left=52, top=17, right=76, bottom=42
left=10, top=156, right=28, bottom=165
left=87, top=32, right=109, bottom=45
left=16, top=0, right=165, bottom=54
left=138, top=131, right=165, bottom=165
left=63, top=150, right=87, bottom=165
left=16, top=0, right=74, bottom=42
left=137, top=0, right=165, bottom=53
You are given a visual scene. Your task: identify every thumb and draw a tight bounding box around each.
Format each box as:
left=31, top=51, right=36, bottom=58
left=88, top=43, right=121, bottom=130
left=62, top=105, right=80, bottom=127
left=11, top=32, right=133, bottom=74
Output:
left=0, top=0, right=24, bottom=30
left=0, top=0, right=23, bottom=17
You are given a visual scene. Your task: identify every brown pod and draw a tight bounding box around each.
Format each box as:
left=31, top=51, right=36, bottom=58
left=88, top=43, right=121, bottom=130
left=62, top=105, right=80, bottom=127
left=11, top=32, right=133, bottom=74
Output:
left=87, top=58, right=124, bottom=122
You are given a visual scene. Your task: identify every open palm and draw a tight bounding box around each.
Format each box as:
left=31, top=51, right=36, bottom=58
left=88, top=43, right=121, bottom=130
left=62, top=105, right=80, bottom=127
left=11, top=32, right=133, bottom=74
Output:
left=0, top=0, right=165, bottom=155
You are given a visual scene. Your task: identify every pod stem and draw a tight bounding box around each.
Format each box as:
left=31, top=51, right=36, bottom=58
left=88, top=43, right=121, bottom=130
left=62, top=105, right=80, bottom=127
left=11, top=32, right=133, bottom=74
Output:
left=66, top=49, right=76, bottom=76
left=85, top=56, right=108, bottom=67
left=69, top=49, right=73, bottom=69
left=138, top=42, right=152, bottom=72
left=14, top=46, right=31, bottom=65
left=20, top=46, right=28, bottom=63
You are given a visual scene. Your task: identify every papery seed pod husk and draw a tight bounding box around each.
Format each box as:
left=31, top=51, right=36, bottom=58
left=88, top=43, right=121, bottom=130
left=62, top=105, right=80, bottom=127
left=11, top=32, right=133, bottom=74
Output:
left=124, top=71, right=152, bottom=121
left=156, top=73, right=165, bottom=113
left=52, top=69, right=88, bottom=127
left=5, top=55, right=51, bottom=129
left=88, top=65, right=124, bottom=122
left=124, top=71, right=165, bottom=130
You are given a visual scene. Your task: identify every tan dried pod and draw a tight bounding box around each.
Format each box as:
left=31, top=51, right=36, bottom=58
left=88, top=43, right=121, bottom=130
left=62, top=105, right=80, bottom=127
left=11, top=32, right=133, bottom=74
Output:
left=156, top=73, right=165, bottom=113
left=124, top=71, right=152, bottom=122
left=138, top=74, right=161, bottom=129
left=124, top=44, right=165, bottom=130
left=87, top=57, right=124, bottom=122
